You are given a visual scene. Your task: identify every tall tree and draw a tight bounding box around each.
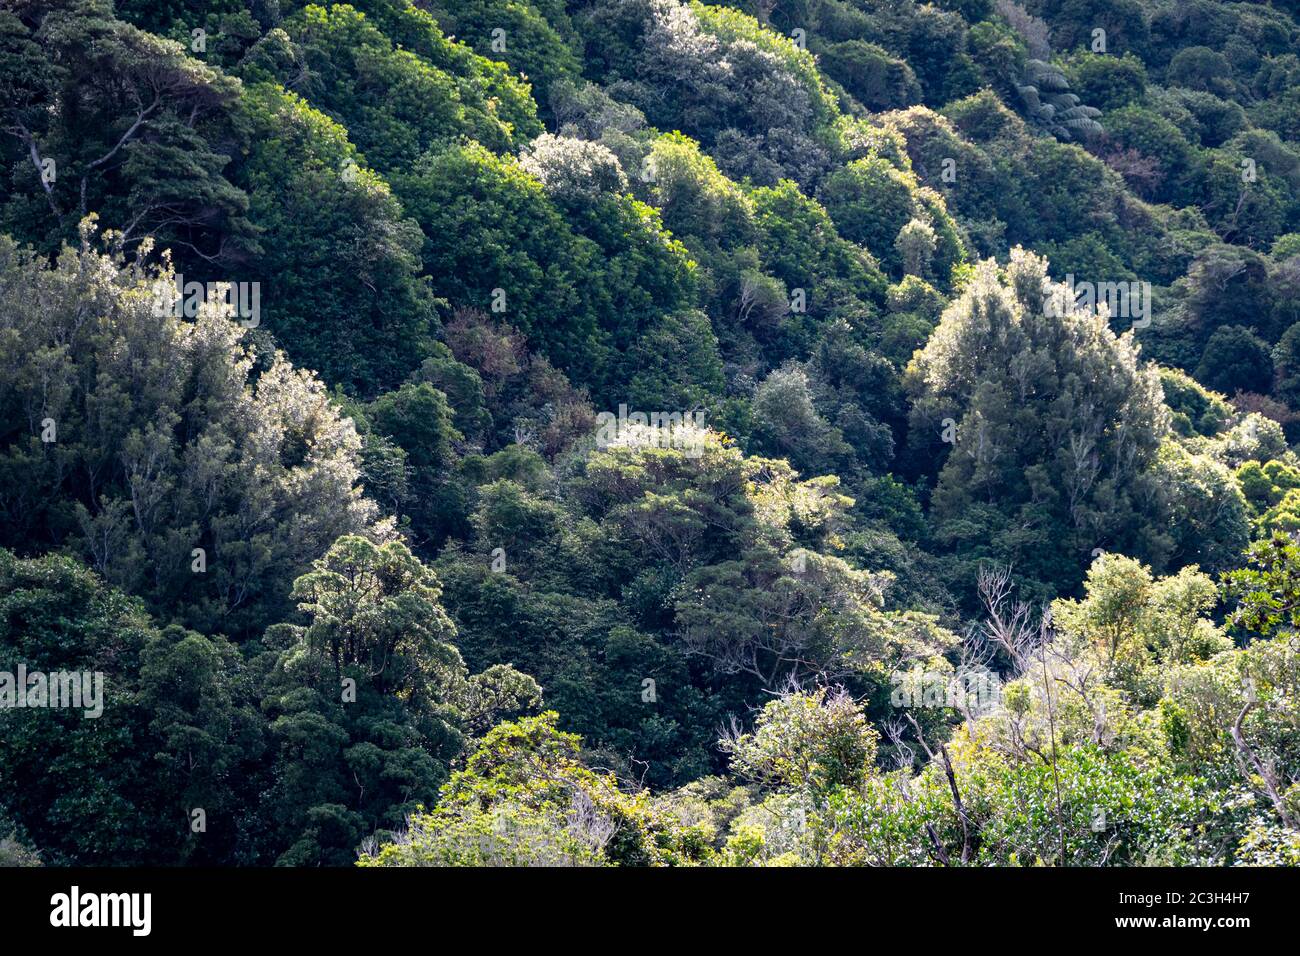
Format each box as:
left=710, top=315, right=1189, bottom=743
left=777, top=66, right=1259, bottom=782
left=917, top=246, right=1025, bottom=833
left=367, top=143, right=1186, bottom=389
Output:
left=907, top=248, right=1170, bottom=597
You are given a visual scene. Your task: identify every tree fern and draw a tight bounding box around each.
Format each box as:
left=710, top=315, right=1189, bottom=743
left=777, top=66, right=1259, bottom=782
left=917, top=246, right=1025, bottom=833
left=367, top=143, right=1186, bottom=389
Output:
left=1016, top=59, right=1104, bottom=141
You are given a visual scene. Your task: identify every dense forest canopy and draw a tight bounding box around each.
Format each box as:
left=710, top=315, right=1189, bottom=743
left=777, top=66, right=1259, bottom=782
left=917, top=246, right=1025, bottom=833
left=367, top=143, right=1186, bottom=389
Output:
left=0, top=0, right=1298, bottom=867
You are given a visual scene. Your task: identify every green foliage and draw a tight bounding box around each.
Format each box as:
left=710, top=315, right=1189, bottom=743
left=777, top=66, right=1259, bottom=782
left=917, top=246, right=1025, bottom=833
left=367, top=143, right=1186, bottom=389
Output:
left=907, top=249, right=1172, bottom=598
left=722, top=687, right=878, bottom=795
left=262, top=2, right=536, bottom=168
left=234, top=82, right=438, bottom=392
left=1064, top=50, right=1147, bottom=110
left=1225, top=532, right=1300, bottom=639
left=750, top=178, right=887, bottom=313
left=1051, top=553, right=1230, bottom=701
left=1015, top=59, right=1103, bottom=141
left=1195, top=326, right=1274, bottom=396
left=5, top=0, right=1300, bottom=870
left=393, top=140, right=694, bottom=389
left=260, top=534, right=540, bottom=864
left=577, top=0, right=839, bottom=187
left=819, top=155, right=946, bottom=277
left=1159, top=367, right=1232, bottom=437
left=357, top=712, right=663, bottom=866
left=420, top=0, right=581, bottom=116
left=0, top=230, right=378, bottom=638
left=1153, top=440, right=1250, bottom=574
left=819, top=40, right=922, bottom=111
left=0, top=0, right=257, bottom=264
left=0, top=549, right=262, bottom=865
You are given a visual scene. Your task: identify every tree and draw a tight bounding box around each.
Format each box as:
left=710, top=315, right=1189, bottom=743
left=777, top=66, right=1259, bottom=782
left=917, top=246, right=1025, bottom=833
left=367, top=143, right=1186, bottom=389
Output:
left=906, top=248, right=1170, bottom=597
left=357, top=712, right=663, bottom=866
left=260, top=534, right=540, bottom=865
left=721, top=687, right=878, bottom=796
left=1224, top=532, right=1300, bottom=639
left=750, top=178, right=886, bottom=328
left=1064, top=51, right=1147, bottom=110
left=232, top=83, right=438, bottom=393
left=819, top=40, right=921, bottom=110
left=895, top=218, right=937, bottom=279
left=0, top=0, right=256, bottom=264
left=1153, top=441, right=1250, bottom=573
left=419, top=0, right=581, bottom=116
left=819, top=155, right=921, bottom=272
left=623, top=309, right=725, bottom=410
left=519, top=133, right=628, bottom=202
left=0, top=549, right=262, bottom=865
left=1195, top=326, right=1274, bottom=396
left=1034, top=0, right=1150, bottom=57
left=1274, top=322, right=1300, bottom=408
left=258, top=1, right=538, bottom=170
left=1015, top=59, right=1103, bottom=142
left=750, top=366, right=849, bottom=475
left=1168, top=47, right=1235, bottom=96
left=676, top=544, right=955, bottom=688
left=1050, top=553, right=1229, bottom=701
left=0, top=227, right=379, bottom=638
left=369, top=382, right=460, bottom=472
left=394, top=140, right=694, bottom=390
left=577, top=0, right=838, bottom=187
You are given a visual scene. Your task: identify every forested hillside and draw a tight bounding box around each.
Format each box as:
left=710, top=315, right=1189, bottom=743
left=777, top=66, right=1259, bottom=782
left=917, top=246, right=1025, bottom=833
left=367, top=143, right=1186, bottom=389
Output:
left=1, top=0, right=1298, bottom=866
